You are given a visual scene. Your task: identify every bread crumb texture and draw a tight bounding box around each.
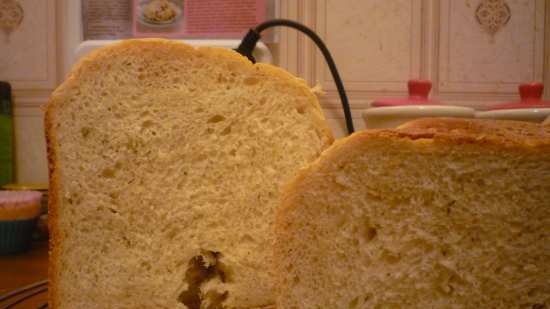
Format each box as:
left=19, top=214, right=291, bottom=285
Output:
left=276, top=118, right=550, bottom=309
left=45, top=39, right=332, bottom=309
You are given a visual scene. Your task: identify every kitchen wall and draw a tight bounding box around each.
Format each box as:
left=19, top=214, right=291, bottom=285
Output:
left=276, top=0, right=550, bottom=136
left=0, top=0, right=57, bottom=184
left=0, top=0, right=549, bottom=184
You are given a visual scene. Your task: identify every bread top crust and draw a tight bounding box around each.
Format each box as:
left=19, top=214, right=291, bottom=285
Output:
left=304, top=117, right=550, bottom=172
left=396, top=117, right=550, bottom=149
left=278, top=118, right=550, bottom=224
left=46, top=39, right=332, bottom=143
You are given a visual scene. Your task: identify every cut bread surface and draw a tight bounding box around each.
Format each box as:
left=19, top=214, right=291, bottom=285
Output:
left=46, top=39, right=333, bottom=309
left=276, top=118, right=550, bottom=309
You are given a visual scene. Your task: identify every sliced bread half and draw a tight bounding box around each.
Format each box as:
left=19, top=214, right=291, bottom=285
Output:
left=46, top=39, right=333, bottom=309
left=276, top=118, right=550, bottom=309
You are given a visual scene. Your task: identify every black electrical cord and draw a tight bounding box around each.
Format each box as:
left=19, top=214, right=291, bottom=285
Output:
left=236, top=19, right=355, bottom=134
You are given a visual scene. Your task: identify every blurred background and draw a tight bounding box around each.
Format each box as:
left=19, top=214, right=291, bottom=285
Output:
left=0, top=0, right=549, bottom=186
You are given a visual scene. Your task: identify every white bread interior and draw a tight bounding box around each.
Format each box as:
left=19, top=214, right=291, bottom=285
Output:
left=276, top=118, right=550, bottom=309
left=46, top=39, right=333, bottom=309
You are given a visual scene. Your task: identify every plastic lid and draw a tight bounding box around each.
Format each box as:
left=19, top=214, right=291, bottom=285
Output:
left=486, top=83, right=550, bottom=110
left=371, top=80, right=442, bottom=107
left=0, top=190, right=42, bottom=204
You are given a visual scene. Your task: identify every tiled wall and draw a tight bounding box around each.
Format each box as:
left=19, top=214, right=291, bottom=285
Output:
left=276, top=0, right=550, bottom=137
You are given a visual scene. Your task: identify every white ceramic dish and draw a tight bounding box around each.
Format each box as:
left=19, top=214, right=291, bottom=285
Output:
left=475, top=108, right=550, bottom=123
left=475, top=83, right=550, bottom=123
left=362, top=105, right=475, bottom=129
left=361, top=80, right=475, bottom=129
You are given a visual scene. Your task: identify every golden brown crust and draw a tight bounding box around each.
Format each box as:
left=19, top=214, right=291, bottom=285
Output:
left=396, top=117, right=550, bottom=148
left=45, top=38, right=334, bottom=308
left=45, top=89, right=61, bottom=309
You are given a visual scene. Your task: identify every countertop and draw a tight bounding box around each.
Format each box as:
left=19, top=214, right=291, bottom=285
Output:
left=0, top=241, right=48, bottom=309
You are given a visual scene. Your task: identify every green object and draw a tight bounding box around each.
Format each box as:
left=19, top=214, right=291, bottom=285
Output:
left=0, top=219, right=37, bottom=255
left=0, top=81, right=14, bottom=187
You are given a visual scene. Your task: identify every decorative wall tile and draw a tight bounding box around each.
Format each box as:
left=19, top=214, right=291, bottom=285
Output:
left=475, top=0, right=512, bottom=37
left=0, top=0, right=56, bottom=89
left=438, top=0, right=545, bottom=94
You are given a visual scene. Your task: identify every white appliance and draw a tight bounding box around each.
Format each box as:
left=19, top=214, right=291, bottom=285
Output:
left=60, top=0, right=273, bottom=76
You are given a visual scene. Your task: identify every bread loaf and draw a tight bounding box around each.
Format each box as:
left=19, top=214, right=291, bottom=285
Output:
left=45, top=39, right=333, bottom=309
left=275, top=118, right=550, bottom=309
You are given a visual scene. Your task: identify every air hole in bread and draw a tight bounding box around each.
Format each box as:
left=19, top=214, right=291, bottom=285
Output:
left=220, top=126, right=232, bottom=136
left=243, top=77, right=259, bottom=85
left=381, top=249, right=400, bottom=265
left=109, top=191, right=119, bottom=200
left=439, top=244, right=453, bottom=257
left=178, top=250, right=230, bottom=309
left=80, top=127, right=91, bottom=138
left=364, top=226, right=377, bottom=242
left=100, top=162, right=123, bottom=178
left=348, top=296, right=359, bottom=309
left=360, top=218, right=378, bottom=242
left=141, top=120, right=155, bottom=129
left=207, top=115, right=225, bottom=123
left=100, top=168, right=116, bottom=178
left=296, top=106, right=305, bottom=114
left=241, top=234, right=255, bottom=243
left=140, top=261, right=152, bottom=271
left=202, top=290, right=228, bottom=309
left=65, top=192, right=82, bottom=206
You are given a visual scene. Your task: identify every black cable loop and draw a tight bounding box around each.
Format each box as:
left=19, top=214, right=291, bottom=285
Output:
left=236, top=19, right=355, bottom=134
